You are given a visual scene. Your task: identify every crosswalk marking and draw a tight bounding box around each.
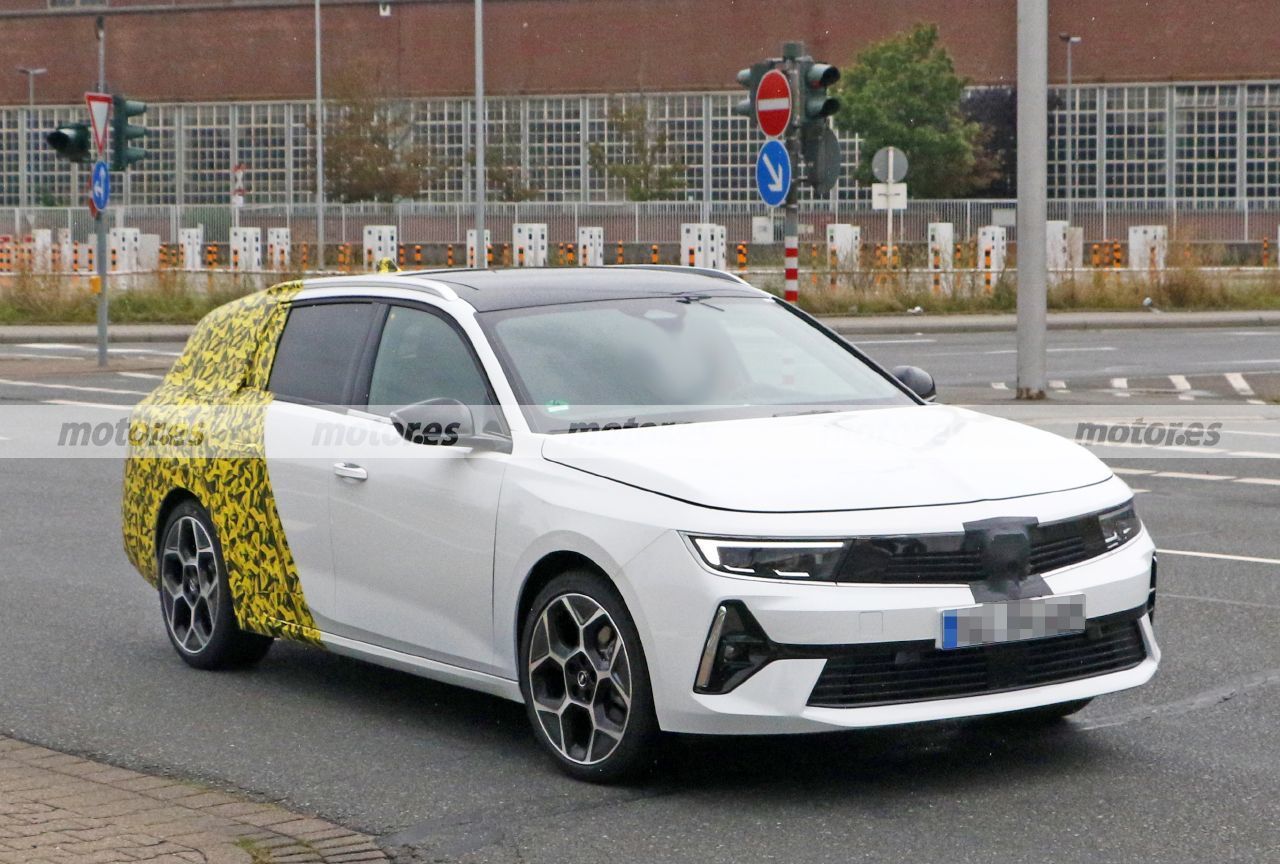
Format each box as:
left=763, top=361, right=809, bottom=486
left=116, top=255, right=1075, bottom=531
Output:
left=1049, top=380, right=1068, bottom=392
left=1225, top=372, right=1266, bottom=405
left=117, top=372, right=164, bottom=381
left=1110, top=377, right=1130, bottom=397
left=43, top=399, right=133, bottom=410
left=1169, top=374, right=1194, bottom=400
left=1111, top=467, right=1156, bottom=475
left=1235, top=477, right=1280, bottom=486
left=1152, top=471, right=1234, bottom=481
left=990, top=382, right=1008, bottom=391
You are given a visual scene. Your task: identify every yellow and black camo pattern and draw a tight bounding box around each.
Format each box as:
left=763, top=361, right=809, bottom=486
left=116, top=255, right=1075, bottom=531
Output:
left=121, top=281, right=321, bottom=644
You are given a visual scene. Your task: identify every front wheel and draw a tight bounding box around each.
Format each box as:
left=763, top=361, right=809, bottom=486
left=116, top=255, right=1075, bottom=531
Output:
left=519, top=570, right=659, bottom=782
left=158, top=500, right=274, bottom=670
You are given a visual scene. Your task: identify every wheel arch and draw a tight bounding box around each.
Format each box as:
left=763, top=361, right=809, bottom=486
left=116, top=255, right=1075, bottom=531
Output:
left=515, top=550, right=609, bottom=646
left=154, top=487, right=202, bottom=562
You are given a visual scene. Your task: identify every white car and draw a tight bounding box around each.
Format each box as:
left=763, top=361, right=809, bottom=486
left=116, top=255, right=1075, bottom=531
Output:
left=122, top=267, right=1159, bottom=781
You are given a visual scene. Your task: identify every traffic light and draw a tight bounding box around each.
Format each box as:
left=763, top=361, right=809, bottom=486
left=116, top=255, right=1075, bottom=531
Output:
left=798, top=61, right=840, bottom=124
left=110, top=94, right=147, bottom=171
left=47, top=123, right=93, bottom=164
left=732, top=61, right=776, bottom=119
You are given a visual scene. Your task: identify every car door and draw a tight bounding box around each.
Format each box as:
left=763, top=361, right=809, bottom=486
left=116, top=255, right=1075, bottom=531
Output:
left=325, top=302, right=510, bottom=674
left=264, top=299, right=380, bottom=630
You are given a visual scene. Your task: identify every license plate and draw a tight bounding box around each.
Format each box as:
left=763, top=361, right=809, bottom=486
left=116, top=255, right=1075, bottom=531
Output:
left=938, top=594, right=1086, bottom=650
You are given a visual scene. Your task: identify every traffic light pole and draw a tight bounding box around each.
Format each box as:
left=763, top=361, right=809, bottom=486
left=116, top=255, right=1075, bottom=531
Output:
left=96, top=17, right=108, bottom=369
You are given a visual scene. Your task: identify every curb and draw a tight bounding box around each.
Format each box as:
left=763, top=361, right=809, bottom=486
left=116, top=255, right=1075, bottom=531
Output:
left=1, top=311, right=1278, bottom=344
left=823, top=311, right=1280, bottom=335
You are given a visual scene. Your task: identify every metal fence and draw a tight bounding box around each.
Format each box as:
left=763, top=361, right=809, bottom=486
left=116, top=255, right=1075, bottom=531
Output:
left=4, top=199, right=1279, bottom=249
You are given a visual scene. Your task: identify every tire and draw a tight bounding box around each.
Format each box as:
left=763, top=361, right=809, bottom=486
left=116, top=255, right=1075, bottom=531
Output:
left=1006, top=698, right=1093, bottom=725
left=519, top=569, right=660, bottom=783
left=157, top=500, right=274, bottom=670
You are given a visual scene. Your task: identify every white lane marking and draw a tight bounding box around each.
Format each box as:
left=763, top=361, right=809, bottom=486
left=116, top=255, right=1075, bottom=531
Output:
left=1162, top=592, right=1280, bottom=611
left=0, top=378, right=150, bottom=397
left=1169, top=374, right=1194, bottom=400
left=43, top=399, right=133, bottom=410
left=14, top=343, right=82, bottom=350
left=117, top=371, right=164, bottom=380
left=1235, top=477, right=1280, bottom=486
left=1110, top=377, right=1130, bottom=397
left=1158, top=548, right=1280, bottom=566
left=990, top=382, right=1009, bottom=391
left=1225, top=372, right=1266, bottom=405
left=1152, top=471, right=1234, bottom=481
left=1111, top=467, right=1156, bottom=475
left=1226, top=430, right=1280, bottom=440
left=0, top=351, right=85, bottom=361
left=1130, top=488, right=1149, bottom=494
left=1228, top=451, right=1280, bottom=460
left=1049, top=380, right=1068, bottom=392
left=12, top=343, right=182, bottom=358
left=854, top=338, right=937, bottom=345
left=984, top=346, right=1117, bottom=355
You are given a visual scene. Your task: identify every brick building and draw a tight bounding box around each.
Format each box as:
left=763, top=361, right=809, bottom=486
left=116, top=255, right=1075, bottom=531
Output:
left=1, top=0, right=1277, bottom=207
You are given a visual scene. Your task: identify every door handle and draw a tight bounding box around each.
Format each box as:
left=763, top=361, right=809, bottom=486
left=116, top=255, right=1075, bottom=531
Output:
left=333, top=462, right=368, bottom=481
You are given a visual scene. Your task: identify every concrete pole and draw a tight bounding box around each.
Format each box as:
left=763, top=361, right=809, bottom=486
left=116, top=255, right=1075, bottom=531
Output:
left=96, top=19, right=108, bottom=368
left=474, top=0, right=487, bottom=268
left=314, top=0, right=325, bottom=270
left=1016, top=0, right=1048, bottom=400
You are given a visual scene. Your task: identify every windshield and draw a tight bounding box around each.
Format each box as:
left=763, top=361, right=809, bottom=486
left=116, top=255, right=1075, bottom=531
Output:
left=480, top=295, right=914, bottom=433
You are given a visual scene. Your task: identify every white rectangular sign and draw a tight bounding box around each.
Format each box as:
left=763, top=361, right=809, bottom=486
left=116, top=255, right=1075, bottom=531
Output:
left=871, top=183, right=907, bottom=211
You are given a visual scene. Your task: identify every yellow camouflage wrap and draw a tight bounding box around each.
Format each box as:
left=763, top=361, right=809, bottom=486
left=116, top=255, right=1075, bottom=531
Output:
left=121, top=281, right=321, bottom=644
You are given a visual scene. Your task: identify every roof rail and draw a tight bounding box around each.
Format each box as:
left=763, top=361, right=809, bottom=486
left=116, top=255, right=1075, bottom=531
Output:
left=299, top=274, right=460, bottom=303
left=611, top=265, right=754, bottom=286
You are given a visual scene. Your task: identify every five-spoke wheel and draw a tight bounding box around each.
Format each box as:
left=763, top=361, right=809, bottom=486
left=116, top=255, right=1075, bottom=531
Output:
left=520, top=571, right=658, bottom=781
left=157, top=500, right=273, bottom=670
left=160, top=515, right=220, bottom=655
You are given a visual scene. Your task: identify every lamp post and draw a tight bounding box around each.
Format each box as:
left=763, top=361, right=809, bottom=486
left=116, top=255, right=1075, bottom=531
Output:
left=474, top=0, right=486, bottom=267
left=16, top=66, right=47, bottom=210
left=1058, top=33, right=1081, bottom=226
left=314, top=0, right=325, bottom=270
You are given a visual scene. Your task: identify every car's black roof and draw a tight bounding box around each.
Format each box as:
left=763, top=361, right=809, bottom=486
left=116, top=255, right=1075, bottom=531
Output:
left=399, top=266, right=767, bottom=312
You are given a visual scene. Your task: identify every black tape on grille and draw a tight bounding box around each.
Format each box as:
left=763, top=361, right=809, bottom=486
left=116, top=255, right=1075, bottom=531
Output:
left=962, top=516, right=1052, bottom=603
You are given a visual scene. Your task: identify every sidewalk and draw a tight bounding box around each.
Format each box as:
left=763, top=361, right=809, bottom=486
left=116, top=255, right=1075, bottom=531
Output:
left=0, top=736, right=387, bottom=864
left=2, top=309, right=1277, bottom=344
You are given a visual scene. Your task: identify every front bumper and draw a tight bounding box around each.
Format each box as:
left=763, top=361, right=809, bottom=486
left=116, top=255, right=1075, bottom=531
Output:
left=626, top=520, right=1159, bottom=735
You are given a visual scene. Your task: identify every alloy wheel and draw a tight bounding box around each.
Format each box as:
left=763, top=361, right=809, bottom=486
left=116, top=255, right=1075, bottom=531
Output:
left=159, top=515, right=221, bottom=655
left=526, top=593, right=632, bottom=765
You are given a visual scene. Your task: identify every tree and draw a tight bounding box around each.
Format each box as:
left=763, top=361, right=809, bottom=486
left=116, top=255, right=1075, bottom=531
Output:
left=322, top=70, right=449, bottom=203
left=588, top=100, right=686, bottom=201
left=833, top=24, right=989, bottom=197
left=961, top=87, right=1017, bottom=197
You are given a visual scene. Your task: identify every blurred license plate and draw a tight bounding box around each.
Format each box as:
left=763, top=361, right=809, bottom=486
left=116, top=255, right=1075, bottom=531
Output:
left=938, top=594, right=1085, bottom=650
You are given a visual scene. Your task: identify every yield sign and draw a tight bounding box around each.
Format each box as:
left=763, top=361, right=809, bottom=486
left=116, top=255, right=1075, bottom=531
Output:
left=85, top=92, right=112, bottom=156
left=755, top=69, right=791, bottom=138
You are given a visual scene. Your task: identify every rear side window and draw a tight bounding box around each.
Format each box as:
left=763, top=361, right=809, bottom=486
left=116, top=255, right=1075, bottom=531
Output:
left=269, top=302, right=375, bottom=405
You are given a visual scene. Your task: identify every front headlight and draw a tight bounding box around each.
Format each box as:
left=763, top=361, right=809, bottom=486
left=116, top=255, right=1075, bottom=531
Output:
left=1097, top=500, right=1142, bottom=550
left=688, top=536, right=848, bottom=580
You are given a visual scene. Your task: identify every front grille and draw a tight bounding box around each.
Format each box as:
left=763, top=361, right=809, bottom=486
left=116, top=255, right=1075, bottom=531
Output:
left=836, top=509, right=1117, bottom=585
left=806, top=618, right=1146, bottom=708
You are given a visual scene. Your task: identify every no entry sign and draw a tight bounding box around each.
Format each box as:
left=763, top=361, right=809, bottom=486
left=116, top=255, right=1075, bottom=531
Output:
left=755, top=69, right=791, bottom=138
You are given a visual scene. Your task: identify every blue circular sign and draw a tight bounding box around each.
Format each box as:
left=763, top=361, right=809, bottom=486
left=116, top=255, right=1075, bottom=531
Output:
left=91, top=160, right=111, bottom=211
left=755, top=140, right=791, bottom=208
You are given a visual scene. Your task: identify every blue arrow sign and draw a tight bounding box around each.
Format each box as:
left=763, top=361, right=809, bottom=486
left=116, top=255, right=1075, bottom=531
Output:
left=91, top=160, right=111, bottom=212
left=755, top=139, right=790, bottom=208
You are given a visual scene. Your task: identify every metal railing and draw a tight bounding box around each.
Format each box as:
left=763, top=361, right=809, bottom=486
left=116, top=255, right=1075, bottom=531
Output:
left=3, top=199, right=1278, bottom=248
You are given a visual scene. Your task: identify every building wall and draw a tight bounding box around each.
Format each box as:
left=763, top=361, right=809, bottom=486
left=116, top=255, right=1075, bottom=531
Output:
left=1, top=0, right=1279, bottom=106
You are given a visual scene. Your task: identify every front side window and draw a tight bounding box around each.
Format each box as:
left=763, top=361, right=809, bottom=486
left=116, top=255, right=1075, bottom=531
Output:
left=269, top=302, right=375, bottom=405
left=480, top=295, right=913, bottom=432
left=366, top=306, right=495, bottom=416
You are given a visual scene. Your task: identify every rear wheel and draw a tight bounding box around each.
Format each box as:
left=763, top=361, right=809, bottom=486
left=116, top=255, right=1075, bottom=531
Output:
left=158, top=500, right=273, bottom=670
left=519, top=570, right=659, bottom=782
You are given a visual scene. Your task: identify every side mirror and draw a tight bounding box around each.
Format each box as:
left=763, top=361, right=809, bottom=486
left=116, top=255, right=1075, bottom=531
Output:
left=390, top=399, right=474, bottom=446
left=891, top=365, right=937, bottom=402
left=389, top=399, right=512, bottom=453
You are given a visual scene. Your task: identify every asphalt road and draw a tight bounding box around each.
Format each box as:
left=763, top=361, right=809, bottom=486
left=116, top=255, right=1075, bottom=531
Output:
left=0, top=329, right=1278, bottom=863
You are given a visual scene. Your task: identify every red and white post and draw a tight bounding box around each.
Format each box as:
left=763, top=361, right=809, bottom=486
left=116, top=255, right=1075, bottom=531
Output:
left=783, top=234, right=799, bottom=303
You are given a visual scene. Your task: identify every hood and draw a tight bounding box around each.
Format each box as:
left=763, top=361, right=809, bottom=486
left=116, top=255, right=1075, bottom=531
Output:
left=540, top=405, right=1112, bottom=513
